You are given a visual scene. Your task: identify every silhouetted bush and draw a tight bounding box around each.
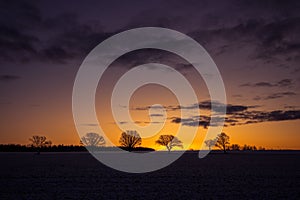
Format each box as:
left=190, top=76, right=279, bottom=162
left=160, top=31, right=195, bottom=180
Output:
left=119, top=146, right=155, bottom=152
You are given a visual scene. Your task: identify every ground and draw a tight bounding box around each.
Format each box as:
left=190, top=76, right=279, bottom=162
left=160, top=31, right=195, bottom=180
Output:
left=0, top=151, right=299, bottom=199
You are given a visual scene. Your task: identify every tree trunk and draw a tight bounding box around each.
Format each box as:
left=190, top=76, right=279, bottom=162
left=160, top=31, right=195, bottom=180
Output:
left=167, top=146, right=171, bottom=152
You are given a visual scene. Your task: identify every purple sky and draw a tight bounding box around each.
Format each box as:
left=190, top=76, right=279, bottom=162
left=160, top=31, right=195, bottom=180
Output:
left=0, top=0, right=299, bottom=147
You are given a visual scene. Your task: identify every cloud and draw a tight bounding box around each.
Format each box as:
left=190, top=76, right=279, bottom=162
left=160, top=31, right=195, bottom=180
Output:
left=0, top=1, right=41, bottom=62
left=109, top=48, right=195, bottom=74
left=171, top=116, right=211, bottom=128
left=254, top=91, right=296, bottom=101
left=277, top=79, right=293, bottom=87
left=0, top=1, right=110, bottom=64
left=197, top=101, right=248, bottom=114
left=253, top=18, right=300, bottom=62
left=1, top=0, right=298, bottom=70
left=240, top=79, right=294, bottom=88
left=0, top=25, right=39, bottom=62
left=133, top=101, right=249, bottom=115
left=171, top=109, right=300, bottom=128
left=254, top=82, right=275, bottom=87
left=231, top=110, right=300, bottom=124
left=181, top=101, right=248, bottom=114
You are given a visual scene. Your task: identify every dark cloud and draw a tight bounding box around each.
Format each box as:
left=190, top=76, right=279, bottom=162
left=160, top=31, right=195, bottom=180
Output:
left=133, top=101, right=250, bottom=115
left=240, top=79, right=294, bottom=88
left=254, top=18, right=300, bottom=62
left=0, top=1, right=42, bottom=30
left=0, top=75, right=21, bottom=81
left=0, top=1, right=110, bottom=64
left=264, top=92, right=297, bottom=100
left=171, top=115, right=237, bottom=128
left=171, top=109, right=300, bottom=128
left=226, top=105, right=248, bottom=114
left=230, top=110, right=300, bottom=124
left=182, top=101, right=248, bottom=114
left=254, top=82, right=275, bottom=87
left=0, top=25, right=39, bottom=62
left=253, top=92, right=297, bottom=101
left=109, top=48, right=195, bottom=74
left=171, top=116, right=211, bottom=128
left=1, top=0, right=299, bottom=68
left=184, top=5, right=300, bottom=64
left=277, top=79, right=293, bottom=87
left=41, top=46, right=74, bottom=64
left=0, top=1, right=42, bottom=62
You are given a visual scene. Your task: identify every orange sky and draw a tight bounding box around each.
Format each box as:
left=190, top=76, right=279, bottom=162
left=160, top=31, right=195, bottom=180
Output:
left=2, top=80, right=299, bottom=150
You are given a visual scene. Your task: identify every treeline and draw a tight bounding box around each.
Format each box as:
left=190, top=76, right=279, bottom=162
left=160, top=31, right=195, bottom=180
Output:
left=0, top=144, right=155, bottom=152
left=0, top=144, right=86, bottom=152
left=229, top=144, right=266, bottom=151
left=205, top=132, right=267, bottom=153
left=0, top=143, right=266, bottom=152
left=1, top=132, right=268, bottom=153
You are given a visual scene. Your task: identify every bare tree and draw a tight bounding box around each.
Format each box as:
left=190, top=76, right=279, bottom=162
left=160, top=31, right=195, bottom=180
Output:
left=155, top=135, right=183, bottom=152
left=81, top=132, right=105, bottom=147
left=29, top=135, right=52, bottom=154
left=204, top=139, right=216, bottom=150
left=215, top=132, right=230, bottom=153
left=29, top=135, right=51, bottom=148
left=119, top=130, right=141, bottom=151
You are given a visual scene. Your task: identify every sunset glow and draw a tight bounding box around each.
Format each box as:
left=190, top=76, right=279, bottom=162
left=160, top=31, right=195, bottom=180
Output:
left=0, top=0, right=299, bottom=150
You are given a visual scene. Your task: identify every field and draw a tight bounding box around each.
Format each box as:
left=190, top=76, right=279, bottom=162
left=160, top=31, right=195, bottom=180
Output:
left=0, top=151, right=299, bottom=199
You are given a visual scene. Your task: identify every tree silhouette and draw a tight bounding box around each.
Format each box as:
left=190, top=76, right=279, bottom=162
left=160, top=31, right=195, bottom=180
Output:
left=215, top=132, right=230, bottom=153
left=29, top=135, right=51, bottom=148
left=204, top=139, right=216, bottom=150
left=155, top=135, right=183, bottom=152
left=81, top=132, right=105, bottom=147
left=230, top=144, right=240, bottom=151
left=29, top=135, right=52, bottom=154
left=119, top=130, right=141, bottom=151
left=242, top=144, right=257, bottom=151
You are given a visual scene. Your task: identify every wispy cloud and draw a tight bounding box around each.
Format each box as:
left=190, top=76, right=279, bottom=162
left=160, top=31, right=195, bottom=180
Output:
left=132, top=101, right=250, bottom=114
left=240, top=79, right=294, bottom=88
left=254, top=92, right=297, bottom=100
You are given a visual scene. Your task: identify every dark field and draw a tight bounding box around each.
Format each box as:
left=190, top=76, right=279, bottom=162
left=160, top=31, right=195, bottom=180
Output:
left=0, top=151, right=299, bottom=199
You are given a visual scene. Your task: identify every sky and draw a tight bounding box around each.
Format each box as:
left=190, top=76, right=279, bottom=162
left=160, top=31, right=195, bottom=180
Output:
left=0, top=0, right=299, bottom=149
